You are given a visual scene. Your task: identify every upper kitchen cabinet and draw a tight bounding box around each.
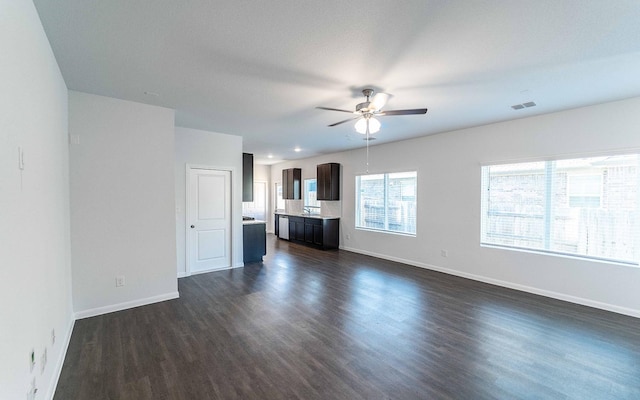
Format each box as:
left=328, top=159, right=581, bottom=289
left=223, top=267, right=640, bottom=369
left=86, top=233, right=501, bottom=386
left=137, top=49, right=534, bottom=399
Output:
left=317, top=163, right=340, bottom=201
left=242, top=153, right=254, bottom=202
left=282, top=168, right=301, bottom=200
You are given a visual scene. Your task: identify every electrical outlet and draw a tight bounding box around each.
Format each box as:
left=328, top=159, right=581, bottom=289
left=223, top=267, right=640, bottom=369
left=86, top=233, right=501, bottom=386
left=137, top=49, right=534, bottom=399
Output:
left=116, top=275, right=125, bottom=287
left=51, top=329, right=56, bottom=346
left=346, top=234, right=351, bottom=240
left=441, top=249, right=448, bottom=257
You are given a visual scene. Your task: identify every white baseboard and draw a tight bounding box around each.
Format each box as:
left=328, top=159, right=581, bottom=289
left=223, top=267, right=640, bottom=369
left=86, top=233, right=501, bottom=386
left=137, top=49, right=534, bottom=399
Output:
left=187, top=264, right=243, bottom=278
left=74, top=291, right=180, bottom=319
left=44, top=316, right=75, bottom=400
left=340, top=245, right=640, bottom=318
left=177, top=271, right=187, bottom=278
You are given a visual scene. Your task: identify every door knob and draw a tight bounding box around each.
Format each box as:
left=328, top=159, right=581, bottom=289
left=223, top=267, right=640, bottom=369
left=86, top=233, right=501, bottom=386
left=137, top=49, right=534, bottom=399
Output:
left=190, top=225, right=195, bottom=228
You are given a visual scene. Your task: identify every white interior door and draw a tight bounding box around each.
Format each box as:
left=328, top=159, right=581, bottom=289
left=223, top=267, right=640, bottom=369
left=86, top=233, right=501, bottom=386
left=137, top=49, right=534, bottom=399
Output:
left=187, top=168, right=231, bottom=274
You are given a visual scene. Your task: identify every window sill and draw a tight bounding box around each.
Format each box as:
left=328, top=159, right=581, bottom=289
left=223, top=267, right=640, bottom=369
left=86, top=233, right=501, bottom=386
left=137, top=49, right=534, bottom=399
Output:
left=480, top=243, right=639, bottom=268
left=355, top=227, right=416, bottom=238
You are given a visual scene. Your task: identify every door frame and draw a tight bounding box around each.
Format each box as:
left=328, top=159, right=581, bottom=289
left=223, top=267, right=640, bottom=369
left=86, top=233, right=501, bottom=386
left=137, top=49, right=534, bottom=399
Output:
left=185, top=164, right=237, bottom=277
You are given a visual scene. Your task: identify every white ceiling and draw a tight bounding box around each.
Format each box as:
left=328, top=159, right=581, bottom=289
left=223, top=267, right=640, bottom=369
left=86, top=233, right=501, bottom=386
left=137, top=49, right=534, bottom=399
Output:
left=34, top=0, right=640, bottom=164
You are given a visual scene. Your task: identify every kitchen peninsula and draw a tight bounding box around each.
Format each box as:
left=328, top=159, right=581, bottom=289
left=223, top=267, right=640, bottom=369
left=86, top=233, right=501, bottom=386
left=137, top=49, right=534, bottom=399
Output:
left=242, top=219, right=266, bottom=263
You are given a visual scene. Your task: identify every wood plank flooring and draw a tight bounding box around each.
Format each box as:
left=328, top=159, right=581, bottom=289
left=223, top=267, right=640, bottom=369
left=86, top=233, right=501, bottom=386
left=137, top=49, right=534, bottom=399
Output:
left=55, top=235, right=640, bottom=399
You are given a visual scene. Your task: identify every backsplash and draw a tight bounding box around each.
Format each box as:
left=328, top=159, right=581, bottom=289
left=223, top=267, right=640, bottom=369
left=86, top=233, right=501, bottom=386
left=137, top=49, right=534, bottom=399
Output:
left=285, top=200, right=303, bottom=214
left=284, top=199, right=341, bottom=217
left=320, top=200, right=341, bottom=217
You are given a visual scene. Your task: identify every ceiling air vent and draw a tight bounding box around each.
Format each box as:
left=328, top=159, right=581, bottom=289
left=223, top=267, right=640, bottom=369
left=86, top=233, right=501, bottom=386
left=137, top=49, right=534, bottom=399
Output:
left=511, top=101, right=536, bottom=110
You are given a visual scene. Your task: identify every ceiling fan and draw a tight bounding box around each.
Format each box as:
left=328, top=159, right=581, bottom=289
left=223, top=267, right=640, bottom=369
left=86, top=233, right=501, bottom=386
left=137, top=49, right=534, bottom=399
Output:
left=316, top=88, right=428, bottom=135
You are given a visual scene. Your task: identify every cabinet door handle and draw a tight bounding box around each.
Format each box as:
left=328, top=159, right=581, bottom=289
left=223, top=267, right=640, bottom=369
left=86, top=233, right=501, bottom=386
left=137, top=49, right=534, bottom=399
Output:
left=190, top=225, right=195, bottom=228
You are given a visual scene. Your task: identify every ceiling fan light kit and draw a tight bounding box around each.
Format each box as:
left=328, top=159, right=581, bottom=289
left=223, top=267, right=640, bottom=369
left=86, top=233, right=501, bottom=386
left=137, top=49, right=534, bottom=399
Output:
left=355, top=116, right=380, bottom=134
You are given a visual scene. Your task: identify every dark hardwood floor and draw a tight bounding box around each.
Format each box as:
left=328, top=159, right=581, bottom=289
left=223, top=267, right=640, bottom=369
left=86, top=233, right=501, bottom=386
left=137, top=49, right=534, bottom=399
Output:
left=55, top=234, right=640, bottom=399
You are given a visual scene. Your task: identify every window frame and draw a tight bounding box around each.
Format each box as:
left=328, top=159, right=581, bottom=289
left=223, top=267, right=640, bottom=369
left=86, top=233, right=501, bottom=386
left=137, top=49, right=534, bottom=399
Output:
left=480, top=153, right=640, bottom=266
left=304, top=178, right=320, bottom=211
left=355, top=171, right=417, bottom=236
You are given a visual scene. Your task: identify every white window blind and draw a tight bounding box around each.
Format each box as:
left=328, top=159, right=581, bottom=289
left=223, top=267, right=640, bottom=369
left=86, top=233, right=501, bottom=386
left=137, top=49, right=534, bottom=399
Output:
left=481, top=154, right=640, bottom=265
left=356, top=171, right=417, bottom=235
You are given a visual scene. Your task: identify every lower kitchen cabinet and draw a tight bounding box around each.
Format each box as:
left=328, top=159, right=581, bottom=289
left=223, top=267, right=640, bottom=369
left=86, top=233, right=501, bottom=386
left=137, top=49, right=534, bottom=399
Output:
left=289, top=216, right=306, bottom=242
left=243, top=221, right=266, bottom=263
left=277, top=214, right=339, bottom=250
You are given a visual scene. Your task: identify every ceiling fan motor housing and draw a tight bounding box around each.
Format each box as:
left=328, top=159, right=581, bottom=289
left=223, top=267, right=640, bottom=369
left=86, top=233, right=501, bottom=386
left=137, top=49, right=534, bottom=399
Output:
left=356, top=101, right=373, bottom=113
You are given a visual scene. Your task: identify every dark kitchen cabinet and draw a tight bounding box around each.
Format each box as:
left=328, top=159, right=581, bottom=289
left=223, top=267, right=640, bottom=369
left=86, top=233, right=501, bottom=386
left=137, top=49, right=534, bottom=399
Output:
left=304, top=218, right=323, bottom=246
left=283, top=215, right=339, bottom=250
left=317, top=163, right=340, bottom=200
left=242, top=153, right=253, bottom=202
left=282, top=168, right=301, bottom=200
left=288, top=216, right=305, bottom=241
left=243, top=221, right=266, bottom=263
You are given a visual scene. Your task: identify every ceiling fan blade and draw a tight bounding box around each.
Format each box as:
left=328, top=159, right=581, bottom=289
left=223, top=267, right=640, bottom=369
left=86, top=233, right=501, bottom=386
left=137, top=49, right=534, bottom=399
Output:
left=371, top=92, right=390, bottom=111
left=380, top=108, right=428, bottom=116
left=328, top=117, right=360, bottom=127
left=316, top=106, right=355, bottom=114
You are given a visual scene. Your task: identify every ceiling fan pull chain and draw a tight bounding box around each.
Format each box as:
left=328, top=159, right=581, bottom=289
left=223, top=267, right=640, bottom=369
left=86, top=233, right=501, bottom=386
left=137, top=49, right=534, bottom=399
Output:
left=366, top=122, right=370, bottom=173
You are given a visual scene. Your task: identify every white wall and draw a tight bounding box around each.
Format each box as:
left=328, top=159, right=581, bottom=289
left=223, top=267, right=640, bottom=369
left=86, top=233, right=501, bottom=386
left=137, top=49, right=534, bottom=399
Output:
left=69, top=91, right=178, bottom=317
left=253, top=164, right=270, bottom=182
left=0, top=1, right=73, bottom=398
left=175, top=127, right=243, bottom=276
left=271, top=97, right=640, bottom=317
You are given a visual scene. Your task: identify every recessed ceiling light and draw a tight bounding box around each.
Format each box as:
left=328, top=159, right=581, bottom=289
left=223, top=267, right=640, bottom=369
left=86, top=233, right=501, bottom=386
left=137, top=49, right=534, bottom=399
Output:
left=267, top=154, right=273, bottom=158
left=294, top=147, right=301, bottom=152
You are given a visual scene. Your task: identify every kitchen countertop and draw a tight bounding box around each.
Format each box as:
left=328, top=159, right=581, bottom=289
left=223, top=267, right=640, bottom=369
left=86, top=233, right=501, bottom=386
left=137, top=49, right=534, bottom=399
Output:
left=275, top=212, right=340, bottom=220
left=242, top=219, right=266, bottom=225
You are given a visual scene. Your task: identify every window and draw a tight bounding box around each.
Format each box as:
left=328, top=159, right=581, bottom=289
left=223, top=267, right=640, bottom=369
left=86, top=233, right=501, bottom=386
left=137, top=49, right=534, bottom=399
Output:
left=481, top=154, right=640, bottom=265
left=242, top=181, right=267, bottom=220
left=304, top=178, right=320, bottom=210
left=356, top=171, right=417, bottom=235
left=275, top=182, right=285, bottom=211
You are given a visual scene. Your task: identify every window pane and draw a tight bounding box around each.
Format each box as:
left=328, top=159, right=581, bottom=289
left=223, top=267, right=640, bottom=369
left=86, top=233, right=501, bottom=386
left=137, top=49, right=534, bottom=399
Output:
left=484, top=162, right=546, bottom=249
left=551, top=156, right=639, bottom=262
left=357, top=174, right=385, bottom=230
left=482, top=154, right=640, bottom=264
left=387, top=172, right=417, bottom=234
